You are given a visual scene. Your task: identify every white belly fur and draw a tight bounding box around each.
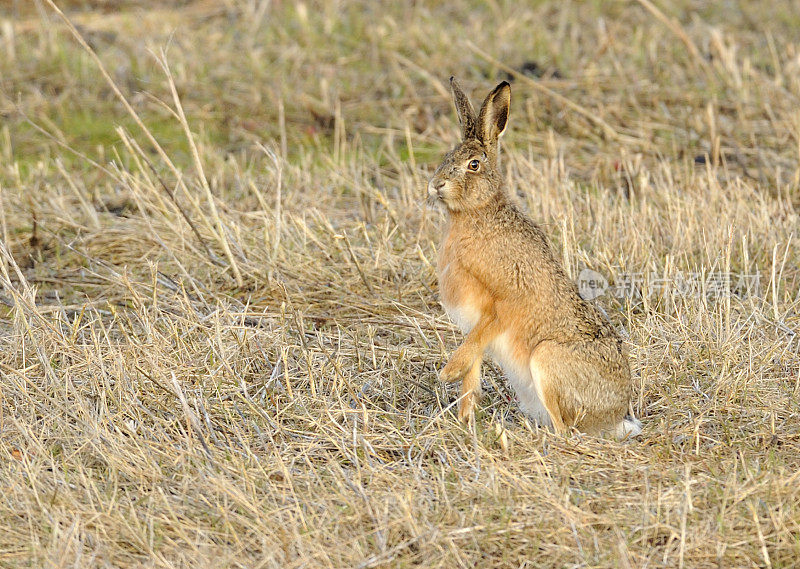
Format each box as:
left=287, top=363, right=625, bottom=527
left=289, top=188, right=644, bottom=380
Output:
left=443, top=301, right=481, bottom=334
left=443, top=302, right=551, bottom=427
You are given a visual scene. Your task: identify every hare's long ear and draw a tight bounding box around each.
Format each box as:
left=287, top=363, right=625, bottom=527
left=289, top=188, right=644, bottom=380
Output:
left=477, top=81, right=511, bottom=154
left=450, top=77, right=477, bottom=140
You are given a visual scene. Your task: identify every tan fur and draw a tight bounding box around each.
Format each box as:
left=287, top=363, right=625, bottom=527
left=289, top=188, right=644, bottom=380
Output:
left=429, top=78, right=640, bottom=438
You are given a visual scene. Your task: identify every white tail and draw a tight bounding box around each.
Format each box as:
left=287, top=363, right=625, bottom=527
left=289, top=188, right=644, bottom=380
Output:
left=613, top=415, right=643, bottom=440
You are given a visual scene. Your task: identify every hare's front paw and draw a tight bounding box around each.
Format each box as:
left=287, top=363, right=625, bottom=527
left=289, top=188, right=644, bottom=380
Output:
left=457, top=391, right=477, bottom=422
left=440, top=351, right=473, bottom=383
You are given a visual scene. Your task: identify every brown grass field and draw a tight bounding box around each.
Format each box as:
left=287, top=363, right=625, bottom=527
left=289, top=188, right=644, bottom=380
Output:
left=1, top=1, right=799, bottom=567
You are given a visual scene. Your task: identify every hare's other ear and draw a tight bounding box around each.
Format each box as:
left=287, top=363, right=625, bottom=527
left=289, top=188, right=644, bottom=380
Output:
left=477, top=81, right=511, bottom=149
left=450, top=76, right=477, bottom=140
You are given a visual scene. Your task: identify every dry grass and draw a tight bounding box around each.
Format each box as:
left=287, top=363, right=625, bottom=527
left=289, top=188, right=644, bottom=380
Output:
left=1, top=1, right=799, bottom=567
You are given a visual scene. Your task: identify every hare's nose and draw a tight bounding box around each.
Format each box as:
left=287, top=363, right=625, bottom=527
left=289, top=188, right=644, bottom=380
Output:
left=428, top=178, right=445, bottom=195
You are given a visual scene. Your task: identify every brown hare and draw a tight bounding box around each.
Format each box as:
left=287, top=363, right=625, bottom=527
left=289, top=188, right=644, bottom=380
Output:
left=428, top=77, right=641, bottom=439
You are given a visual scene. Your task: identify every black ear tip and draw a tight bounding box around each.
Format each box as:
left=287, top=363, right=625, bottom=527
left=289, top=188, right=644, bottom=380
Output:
left=449, top=76, right=456, bottom=84
left=499, top=80, right=511, bottom=89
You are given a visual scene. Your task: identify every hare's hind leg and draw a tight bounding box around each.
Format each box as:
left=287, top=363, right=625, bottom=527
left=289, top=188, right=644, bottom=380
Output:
left=540, top=383, right=569, bottom=435
left=531, top=341, right=627, bottom=435
left=529, top=355, right=569, bottom=434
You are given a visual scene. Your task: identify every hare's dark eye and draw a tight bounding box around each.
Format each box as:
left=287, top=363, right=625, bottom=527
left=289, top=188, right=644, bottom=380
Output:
left=467, top=159, right=480, bottom=171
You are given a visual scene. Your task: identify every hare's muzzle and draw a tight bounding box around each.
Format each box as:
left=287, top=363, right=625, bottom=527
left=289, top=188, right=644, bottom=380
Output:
left=428, top=178, right=446, bottom=200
